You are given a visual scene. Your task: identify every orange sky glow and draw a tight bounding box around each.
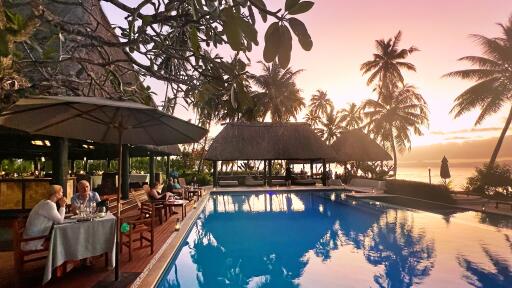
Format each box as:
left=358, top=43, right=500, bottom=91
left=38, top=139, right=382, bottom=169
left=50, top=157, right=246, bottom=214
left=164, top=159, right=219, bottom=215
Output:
left=104, top=0, right=512, bottom=148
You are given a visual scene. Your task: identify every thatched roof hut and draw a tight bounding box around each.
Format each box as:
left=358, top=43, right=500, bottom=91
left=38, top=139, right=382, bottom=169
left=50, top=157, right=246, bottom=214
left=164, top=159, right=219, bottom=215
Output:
left=8, top=0, right=154, bottom=106
left=205, top=122, right=336, bottom=161
left=330, top=129, right=392, bottom=162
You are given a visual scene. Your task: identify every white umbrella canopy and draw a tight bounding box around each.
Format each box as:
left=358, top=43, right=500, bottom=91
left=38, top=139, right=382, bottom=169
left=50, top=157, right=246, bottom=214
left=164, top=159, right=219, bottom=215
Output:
left=0, top=95, right=207, bottom=281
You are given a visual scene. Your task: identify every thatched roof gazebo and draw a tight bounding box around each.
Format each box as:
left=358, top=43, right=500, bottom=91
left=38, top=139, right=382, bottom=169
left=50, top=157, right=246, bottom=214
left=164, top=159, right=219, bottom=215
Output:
left=205, top=122, right=336, bottom=186
left=330, top=129, right=392, bottom=162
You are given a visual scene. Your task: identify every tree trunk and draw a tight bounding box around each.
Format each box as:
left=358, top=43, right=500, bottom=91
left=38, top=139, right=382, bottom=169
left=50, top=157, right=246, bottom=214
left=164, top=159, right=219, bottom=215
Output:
left=489, top=105, right=512, bottom=168
left=390, top=130, right=398, bottom=178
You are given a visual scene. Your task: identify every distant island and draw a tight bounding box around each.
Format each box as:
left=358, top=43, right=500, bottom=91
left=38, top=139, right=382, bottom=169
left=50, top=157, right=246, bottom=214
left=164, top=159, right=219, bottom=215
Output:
left=399, top=135, right=512, bottom=163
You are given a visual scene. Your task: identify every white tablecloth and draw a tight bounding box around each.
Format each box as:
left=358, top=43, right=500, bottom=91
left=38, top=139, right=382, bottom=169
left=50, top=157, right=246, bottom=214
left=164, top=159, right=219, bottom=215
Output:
left=43, top=214, right=116, bottom=284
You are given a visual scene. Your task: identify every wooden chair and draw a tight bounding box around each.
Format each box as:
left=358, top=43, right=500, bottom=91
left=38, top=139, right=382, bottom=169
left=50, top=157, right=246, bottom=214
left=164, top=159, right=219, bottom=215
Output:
left=12, top=217, right=50, bottom=281
left=131, top=188, right=167, bottom=224
left=120, top=202, right=155, bottom=261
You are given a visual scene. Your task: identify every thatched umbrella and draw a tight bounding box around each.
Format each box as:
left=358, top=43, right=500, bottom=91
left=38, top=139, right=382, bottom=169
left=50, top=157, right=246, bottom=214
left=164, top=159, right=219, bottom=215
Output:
left=330, top=129, right=392, bottom=162
left=205, top=122, right=336, bottom=186
left=440, top=156, right=451, bottom=181
left=205, top=122, right=336, bottom=161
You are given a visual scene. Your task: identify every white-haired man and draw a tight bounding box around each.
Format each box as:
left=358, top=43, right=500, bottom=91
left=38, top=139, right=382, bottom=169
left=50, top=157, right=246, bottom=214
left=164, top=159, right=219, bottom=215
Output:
left=70, top=180, right=101, bottom=214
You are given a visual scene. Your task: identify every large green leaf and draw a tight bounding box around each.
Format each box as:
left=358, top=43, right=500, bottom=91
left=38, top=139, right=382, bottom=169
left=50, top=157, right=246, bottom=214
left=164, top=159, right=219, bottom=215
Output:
left=288, top=1, right=314, bottom=15
left=188, top=26, right=200, bottom=55
left=278, top=25, right=292, bottom=68
left=251, top=0, right=268, bottom=23
left=285, top=0, right=300, bottom=11
left=221, top=8, right=242, bottom=51
left=248, top=4, right=256, bottom=25
left=288, top=17, right=313, bottom=51
left=263, top=22, right=280, bottom=63
left=239, top=18, right=258, bottom=45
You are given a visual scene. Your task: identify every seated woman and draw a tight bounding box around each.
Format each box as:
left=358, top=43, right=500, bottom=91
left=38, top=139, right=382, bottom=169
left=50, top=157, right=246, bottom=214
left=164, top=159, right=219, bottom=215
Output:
left=22, top=185, right=67, bottom=251
left=171, top=178, right=185, bottom=195
left=145, top=182, right=173, bottom=202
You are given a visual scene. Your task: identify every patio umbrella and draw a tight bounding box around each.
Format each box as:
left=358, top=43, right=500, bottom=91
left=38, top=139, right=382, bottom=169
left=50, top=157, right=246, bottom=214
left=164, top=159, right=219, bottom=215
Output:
left=440, top=156, right=451, bottom=182
left=0, top=95, right=208, bottom=280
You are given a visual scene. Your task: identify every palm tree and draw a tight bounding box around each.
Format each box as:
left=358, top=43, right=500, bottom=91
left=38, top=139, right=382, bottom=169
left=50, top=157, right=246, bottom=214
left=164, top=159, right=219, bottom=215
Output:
left=317, top=107, right=344, bottom=144
left=305, top=110, right=322, bottom=127
left=362, top=84, right=429, bottom=177
left=444, top=16, right=512, bottom=168
left=339, top=102, right=363, bottom=129
left=250, top=61, right=305, bottom=122
left=309, top=90, right=334, bottom=117
left=361, top=31, right=419, bottom=104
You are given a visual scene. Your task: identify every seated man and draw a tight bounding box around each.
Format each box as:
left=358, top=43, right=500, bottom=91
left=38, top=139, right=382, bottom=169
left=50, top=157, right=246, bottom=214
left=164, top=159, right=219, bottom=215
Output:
left=23, top=185, right=67, bottom=251
left=71, top=180, right=101, bottom=214
left=171, top=178, right=185, bottom=195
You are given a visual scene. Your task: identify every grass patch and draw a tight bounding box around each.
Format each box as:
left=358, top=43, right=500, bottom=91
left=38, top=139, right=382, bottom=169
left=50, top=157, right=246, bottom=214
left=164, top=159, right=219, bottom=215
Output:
left=386, top=179, right=455, bottom=204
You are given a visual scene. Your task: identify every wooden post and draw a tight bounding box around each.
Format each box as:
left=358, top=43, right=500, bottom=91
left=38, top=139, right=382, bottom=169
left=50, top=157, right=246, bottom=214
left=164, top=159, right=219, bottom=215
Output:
left=149, top=153, right=155, bottom=187
left=322, top=159, right=327, bottom=186
left=121, top=144, right=130, bottom=200
left=106, top=158, right=111, bottom=172
left=51, top=137, right=69, bottom=196
left=84, top=158, right=89, bottom=173
left=166, top=156, right=170, bottom=180
left=212, top=161, right=218, bottom=187
left=263, top=160, right=267, bottom=186
left=268, top=160, right=272, bottom=186
left=310, top=160, right=314, bottom=179
left=70, top=160, right=75, bottom=175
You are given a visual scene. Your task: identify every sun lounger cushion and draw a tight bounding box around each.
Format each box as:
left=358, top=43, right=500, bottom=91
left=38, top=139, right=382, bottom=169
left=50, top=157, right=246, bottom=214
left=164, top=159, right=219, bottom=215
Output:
left=270, top=179, right=286, bottom=185
left=294, top=179, right=317, bottom=185
left=218, top=180, right=239, bottom=187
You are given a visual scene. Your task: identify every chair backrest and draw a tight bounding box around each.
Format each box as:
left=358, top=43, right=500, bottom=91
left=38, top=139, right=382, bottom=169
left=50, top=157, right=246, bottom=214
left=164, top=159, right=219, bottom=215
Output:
left=140, top=202, right=156, bottom=219
left=178, top=178, right=187, bottom=187
left=12, top=218, right=26, bottom=252
left=131, top=189, right=149, bottom=208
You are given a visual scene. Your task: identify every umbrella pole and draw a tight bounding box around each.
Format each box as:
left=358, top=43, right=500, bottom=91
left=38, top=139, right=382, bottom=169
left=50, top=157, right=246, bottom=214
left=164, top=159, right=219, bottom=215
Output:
left=115, top=129, right=123, bottom=281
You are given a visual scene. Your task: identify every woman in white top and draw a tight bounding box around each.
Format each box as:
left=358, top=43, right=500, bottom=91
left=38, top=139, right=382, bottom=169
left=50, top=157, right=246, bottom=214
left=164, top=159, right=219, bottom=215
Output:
left=22, top=185, right=67, bottom=251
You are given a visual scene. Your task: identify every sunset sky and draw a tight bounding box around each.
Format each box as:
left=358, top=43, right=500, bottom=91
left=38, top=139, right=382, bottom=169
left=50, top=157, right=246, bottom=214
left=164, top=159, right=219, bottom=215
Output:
left=104, top=0, right=512, bottom=147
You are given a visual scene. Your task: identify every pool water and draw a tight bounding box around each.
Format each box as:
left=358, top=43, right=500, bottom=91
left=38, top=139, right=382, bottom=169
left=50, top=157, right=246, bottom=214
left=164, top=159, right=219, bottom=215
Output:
left=157, top=191, right=512, bottom=288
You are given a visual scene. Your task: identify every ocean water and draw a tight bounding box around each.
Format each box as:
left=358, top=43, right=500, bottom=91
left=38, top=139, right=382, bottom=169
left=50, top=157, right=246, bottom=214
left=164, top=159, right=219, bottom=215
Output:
left=397, top=165, right=477, bottom=190
left=397, top=158, right=512, bottom=190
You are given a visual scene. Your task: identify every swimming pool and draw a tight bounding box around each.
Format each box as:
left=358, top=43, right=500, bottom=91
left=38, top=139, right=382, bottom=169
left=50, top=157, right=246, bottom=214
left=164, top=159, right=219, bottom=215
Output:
left=156, top=191, right=512, bottom=287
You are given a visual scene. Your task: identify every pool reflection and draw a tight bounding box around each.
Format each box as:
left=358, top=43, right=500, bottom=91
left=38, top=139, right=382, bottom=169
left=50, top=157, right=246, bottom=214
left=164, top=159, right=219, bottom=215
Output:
left=157, top=192, right=512, bottom=288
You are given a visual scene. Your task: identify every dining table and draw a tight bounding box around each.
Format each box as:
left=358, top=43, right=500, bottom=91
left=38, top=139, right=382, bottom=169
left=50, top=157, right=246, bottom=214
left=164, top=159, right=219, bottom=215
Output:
left=43, top=213, right=116, bottom=284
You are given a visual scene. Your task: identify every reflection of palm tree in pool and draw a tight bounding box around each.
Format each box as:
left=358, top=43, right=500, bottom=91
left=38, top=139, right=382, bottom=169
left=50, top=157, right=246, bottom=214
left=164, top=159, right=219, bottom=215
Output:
left=457, top=235, right=512, bottom=288
left=362, top=211, right=435, bottom=288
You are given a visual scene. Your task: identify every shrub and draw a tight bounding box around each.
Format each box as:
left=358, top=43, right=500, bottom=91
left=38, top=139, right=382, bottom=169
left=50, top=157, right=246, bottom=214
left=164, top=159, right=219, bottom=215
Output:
left=464, top=163, right=512, bottom=199
left=386, top=179, right=455, bottom=204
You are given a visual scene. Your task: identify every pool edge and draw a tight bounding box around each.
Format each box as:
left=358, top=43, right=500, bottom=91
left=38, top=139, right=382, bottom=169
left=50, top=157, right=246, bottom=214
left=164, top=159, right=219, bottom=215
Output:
left=130, top=190, right=211, bottom=288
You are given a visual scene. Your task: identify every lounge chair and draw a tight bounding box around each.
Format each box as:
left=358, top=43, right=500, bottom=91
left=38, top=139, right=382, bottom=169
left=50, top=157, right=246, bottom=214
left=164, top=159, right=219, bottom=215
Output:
left=218, top=180, right=239, bottom=187
left=270, top=179, right=286, bottom=186
left=293, top=175, right=317, bottom=186
left=293, top=179, right=317, bottom=186
left=244, top=176, right=264, bottom=186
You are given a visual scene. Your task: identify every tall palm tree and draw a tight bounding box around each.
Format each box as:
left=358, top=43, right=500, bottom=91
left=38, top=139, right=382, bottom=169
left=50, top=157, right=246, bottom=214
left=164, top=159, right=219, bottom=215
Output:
left=362, top=84, right=429, bottom=177
left=317, top=107, right=344, bottom=144
left=250, top=61, right=305, bottom=122
left=444, top=16, right=512, bottom=168
left=361, top=31, right=419, bottom=104
left=339, top=102, right=363, bottom=129
left=309, top=90, right=334, bottom=117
